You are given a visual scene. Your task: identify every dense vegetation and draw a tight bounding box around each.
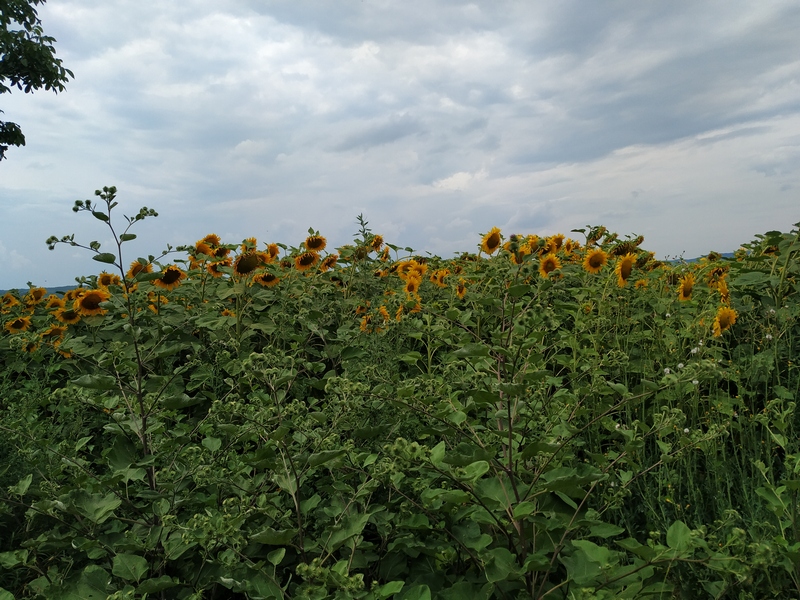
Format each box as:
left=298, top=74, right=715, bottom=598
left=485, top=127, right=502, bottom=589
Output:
left=1, top=187, right=798, bottom=599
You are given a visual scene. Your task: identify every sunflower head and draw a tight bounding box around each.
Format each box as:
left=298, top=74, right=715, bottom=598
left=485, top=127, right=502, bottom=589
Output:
left=127, top=261, right=153, bottom=280
left=97, top=272, right=122, bottom=288
left=371, top=234, right=384, bottom=252
left=539, top=254, right=561, bottom=278
left=153, top=265, right=186, bottom=291
left=713, top=306, right=738, bottom=337
left=207, top=258, right=232, bottom=278
left=4, top=316, right=32, bottom=333
left=480, top=227, right=502, bottom=255
left=305, top=235, right=327, bottom=253
left=615, top=253, right=636, bottom=287
left=319, top=254, right=339, bottom=273
left=23, top=287, right=47, bottom=306
left=582, top=248, right=608, bottom=274
left=253, top=272, right=280, bottom=287
left=2, top=293, right=21, bottom=311
left=54, top=307, right=81, bottom=325
left=678, top=273, right=695, bottom=301
left=74, top=289, right=111, bottom=316
left=233, top=252, right=263, bottom=277
left=295, top=252, right=320, bottom=271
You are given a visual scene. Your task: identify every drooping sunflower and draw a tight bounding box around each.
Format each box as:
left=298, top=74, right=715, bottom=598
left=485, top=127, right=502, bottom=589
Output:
left=539, top=254, right=561, bottom=278
left=544, top=234, right=565, bottom=254
left=207, top=257, right=232, bottom=277
left=455, top=278, right=467, bottom=300
left=54, top=307, right=81, bottom=325
left=97, top=272, right=122, bottom=288
left=305, top=235, right=327, bottom=252
left=2, top=292, right=20, bottom=311
left=615, top=253, right=636, bottom=287
left=582, top=248, right=608, bottom=274
left=126, top=261, right=153, bottom=280
left=41, top=324, right=67, bottom=345
left=713, top=306, right=738, bottom=337
left=233, top=252, right=263, bottom=276
left=430, top=268, right=450, bottom=288
left=74, top=289, right=111, bottom=316
left=253, top=272, right=280, bottom=287
left=717, top=278, right=730, bottom=304
left=201, top=233, right=222, bottom=247
left=153, top=266, right=186, bottom=291
left=319, top=254, right=339, bottom=273
left=678, top=273, right=695, bottom=302
left=23, top=287, right=47, bottom=305
left=634, top=279, right=648, bottom=290
left=4, top=316, right=31, bottom=333
left=295, top=252, right=319, bottom=271
left=45, top=295, right=65, bottom=310
left=480, top=227, right=502, bottom=255
left=240, top=237, right=257, bottom=253
left=371, top=234, right=384, bottom=252
left=267, top=243, right=280, bottom=259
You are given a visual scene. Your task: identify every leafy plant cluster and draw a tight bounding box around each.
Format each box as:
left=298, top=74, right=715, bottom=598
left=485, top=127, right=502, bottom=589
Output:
left=1, top=188, right=799, bottom=599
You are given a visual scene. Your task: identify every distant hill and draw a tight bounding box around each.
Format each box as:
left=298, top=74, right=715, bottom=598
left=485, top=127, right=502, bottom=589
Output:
left=0, top=285, right=76, bottom=296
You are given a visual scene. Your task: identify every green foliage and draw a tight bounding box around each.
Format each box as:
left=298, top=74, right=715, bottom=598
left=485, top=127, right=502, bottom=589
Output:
left=1, top=193, right=799, bottom=598
left=0, top=0, right=74, bottom=156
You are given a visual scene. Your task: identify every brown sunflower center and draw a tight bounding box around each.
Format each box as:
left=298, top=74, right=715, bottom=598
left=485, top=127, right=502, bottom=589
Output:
left=80, top=293, right=104, bottom=310
left=485, top=233, right=501, bottom=250
left=161, top=269, right=183, bottom=285
left=542, top=259, right=557, bottom=274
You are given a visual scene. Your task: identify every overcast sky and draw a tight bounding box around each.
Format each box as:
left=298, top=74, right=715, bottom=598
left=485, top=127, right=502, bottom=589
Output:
left=1, top=0, right=799, bottom=289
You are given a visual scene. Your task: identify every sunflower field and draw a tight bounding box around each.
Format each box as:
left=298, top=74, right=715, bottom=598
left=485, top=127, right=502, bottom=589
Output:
left=1, top=187, right=799, bottom=599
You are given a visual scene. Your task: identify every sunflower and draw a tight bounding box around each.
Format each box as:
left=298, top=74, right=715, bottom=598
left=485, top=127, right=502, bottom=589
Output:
left=207, top=258, right=232, bottom=277
left=45, top=295, right=65, bottom=310
left=319, top=254, right=339, bottom=273
left=74, top=289, right=111, bottom=316
left=221, top=309, right=236, bottom=317
left=267, top=243, right=280, bottom=259
left=480, top=227, right=502, bottom=255
left=201, top=233, right=222, bottom=247
left=153, top=265, right=186, bottom=291
left=455, top=278, right=467, bottom=300
left=295, top=252, right=319, bottom=271
left=41, top=324, right=67, bottom=345
left=126, top=261, right=153, bottom=280
left=539, top=254, right=561, bottom=278
left=4, top=316, right=31, bottom=333
left=305, top=235, right=327, bottom=252
left=194, top=240, right=213, bottom=256
left=371, top=235, right=384, bottom=252
left=54, top=307, right=81, bottom=325
left=240, top=237, right=257, bottom=252
left=23, top=287, right=47, bottom=305
left=379, top=305, right=390, bottom=322
left=21, top=339, right=40, bottom=353
left=634, top=279, right=648, bottom=290
left=713, top=306, right=737, bottom=337
left=233, top=252, right=263, bottom=276
left=2, top=293, right=20, bottom=311
left=253, top=272, right=280, bottom=287
left=678, top=273, right=695, bottom=301
left=97, top=272, right=122, bottom=288
left=615, top=253, right=636, bottom=287
left=545, top=234, right=565, bottom=254
left=430, top=269, right=450, bottom=288
left=717, top=278, right=730, bottom=304
left=213, top=246, right=231, bottom=260
left=379, top=248, right=391, bottom=262
left=582, top=248, right=608, bottom=274
left=395, top=305, right=404, bottom=321
left=404, top=276, right=422, bottom=296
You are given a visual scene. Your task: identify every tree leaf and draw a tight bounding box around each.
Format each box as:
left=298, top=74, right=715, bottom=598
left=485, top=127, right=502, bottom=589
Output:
left=112, top=553, right=149, bottom=582
left=91, top=252, right=117, bottom=264
left=666, top=520, right=692, bottom=552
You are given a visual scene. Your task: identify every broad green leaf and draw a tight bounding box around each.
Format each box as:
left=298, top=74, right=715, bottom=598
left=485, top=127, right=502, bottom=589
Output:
left=112, top=553, right=149, bottom=582
left=308, top=449, right=346, bottom=467
left=119, top=233, right=137, bottom=241
left=251, top=527, right=296, bottom=545
left=483, top=547, right=521, bottom=583
left=398, top=584, right=431, bottom=600
left=91, top=211, right=109, bottom=221
left=0, top=587, right=14, bottom=600
left=92, top=252, right=117, bottom=264
left=589, top=523, right=625, bottom=539
left=666, top=520, right=692, bottom=552
left=137, top=576, right=180, bottom=594
left=572, top=539, right=611, bottom=565
left=72, top=374, right=117, bottom=390
left=202, top=436, right=222, bottom=452
left=376, top=580, right=405, bottom=599
left=453, top=343, right=490, bottom=358
left=9, top=474, right=32, bottom=496
left=267, top=548, right=285, bottom=566
left=69, top=565, right=111, bottom=600
left=74, top=492, right=121, bottom=524
left=508, top=284, right=530, bottom=297
left=327, top=512, right=370, bottom=551
left=0, top=550, right=28, bottom=569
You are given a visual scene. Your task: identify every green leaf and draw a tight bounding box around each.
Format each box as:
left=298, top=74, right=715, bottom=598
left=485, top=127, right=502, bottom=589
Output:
left=267, top=548, right=285, bottom=566
left=508, top=284, right=530, bottom=297
left=251, top=527, right=296, bottom=545
left=9, top=474, right=32, bottom=496
left=202, top=437, right=222, bottom=452
left=666, top=520, right=692, bottom=552
left=72, top=374, right=117, bottom=390
left=137, top=576, right=179, bottom=594
left=589, top=523, right=625, bottom=539
left=74, top=492, right=122, bottom=524
left=483, top=547, right=521, bottom=583
left=308, top=449, right=347, bottom=467
left=0, top=550, right=28, bottom=569
left=92, top=252, right=117, bottom=264
left=453, top=343, right=490, bottom=358
left=0, top=587, right=15, bottom=600
left=376, top=580, right=405, bottom=599
left=71, top=565, right=111, bottom=600
left=91, top=211, right=109, bottom=221
left=119, top=233, right=137, bottom=241
left=112, top=554, right=149, bottom=582
left=398, top=584, right=431, bottom=600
